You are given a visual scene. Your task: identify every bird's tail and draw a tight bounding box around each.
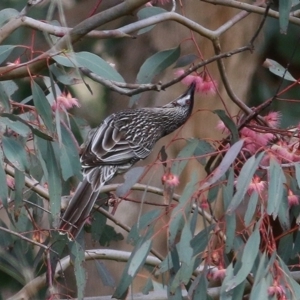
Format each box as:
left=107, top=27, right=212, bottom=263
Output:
left=59, top=165, right=118, bottom=238
left=58, top=177, right=100, bottom=238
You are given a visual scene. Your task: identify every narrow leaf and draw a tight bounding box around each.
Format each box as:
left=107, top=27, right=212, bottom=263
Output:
left=171, top=139, right=199, bottom=176
left=137, top=7, right=166, bottom=34
left=227, top=152, right=264, bottom=213
left=264, top=58, right=296, bottom=82
left=59, top=123, right=82, bottom=180
left=32, top=81, right=53, bottom=132
left=226, top=227, right=260, bottom=291
left=128, top=239, right=152, bottom=276
left=267, top=158, right=286, bottom=218
left=214, top=110, right=239, bottom=143
left=279, top=0, right=292, bottom=34
left=116, top=167, right=145, bottom=197
left=130, top=46, right=180, bottom=106
left=0, top=45, right=17, bottom=65
left=201, top=140, right=244, bottom=190
left=2, top=136, right=28, bottom=171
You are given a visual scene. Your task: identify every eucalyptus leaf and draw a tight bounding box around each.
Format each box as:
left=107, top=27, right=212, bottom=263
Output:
left=32, top=81, right=53, bottom=132
left=265, top=58, right=296, bottom=82
left=137, top=7, right=166, bottom=34
left=227, top=152, right=264, bottom=213
left=2, top=136, right=29, bottom=171
left=130, top=46, right=180, bottom=106
left=278, top=0, right=292, bottom=34
left=0, top=45, right=17, bottom=65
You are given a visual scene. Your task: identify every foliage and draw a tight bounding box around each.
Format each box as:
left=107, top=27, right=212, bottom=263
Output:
left=0, top=1, right=300, bottom=300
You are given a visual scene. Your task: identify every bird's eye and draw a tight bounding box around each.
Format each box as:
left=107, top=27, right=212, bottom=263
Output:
left=185, top=100, right=191, bottom=105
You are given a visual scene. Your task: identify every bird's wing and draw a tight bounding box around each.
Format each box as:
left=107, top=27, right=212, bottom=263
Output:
left=81, top=114, right=137, bottom=168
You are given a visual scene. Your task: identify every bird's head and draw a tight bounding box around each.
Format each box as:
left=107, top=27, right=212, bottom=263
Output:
left=163, top=82, right=196, bottom=110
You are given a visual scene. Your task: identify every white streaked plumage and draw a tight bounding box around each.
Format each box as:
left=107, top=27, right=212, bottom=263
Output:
left=59, top=82, right=196, bottom=238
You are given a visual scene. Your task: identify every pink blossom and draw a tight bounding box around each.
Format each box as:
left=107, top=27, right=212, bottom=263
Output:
left=162, top=172, right=180, bottom=187
left=175, top=69, right=200, bottom=86
left=198, top=77, right=217, bottom=94
left=247, top=176, right=266, bottom=194
left=175, top=69, right=217, bottom=95
left=6, top=176, right=15, bottom=189
left=264, top=111, right=281, bottom=128
left=288, top=190, right=299, bottom=207
left=272, top=142, right=294, bottom=162
left=52, top=92, right=80, bottom=111
left=212, top=267, right=226, bottom=281
left=268, top=281, right=285, bottom=297
left=199, top=198, right=209, bottom=210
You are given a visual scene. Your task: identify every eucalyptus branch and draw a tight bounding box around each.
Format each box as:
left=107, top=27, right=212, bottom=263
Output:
left=0, top=0, right=150, bottom=80
left=9, top=246, right=300, bottom=300
left=201, top=0, right=300, bottom=26
left=0, top=225, right=52, bottom=252
left=80, top=45, right=251, bottom=96
left=7, top=249, right=161, bottom=300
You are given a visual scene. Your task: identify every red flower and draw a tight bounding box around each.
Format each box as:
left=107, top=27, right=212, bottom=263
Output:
left=288, top=189, right=299, bottom=207
left=162, top=172, right=180, bottom=187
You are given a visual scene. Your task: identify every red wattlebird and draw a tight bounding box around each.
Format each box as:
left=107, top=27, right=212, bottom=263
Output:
left=59, top=82, right=196, bottom=238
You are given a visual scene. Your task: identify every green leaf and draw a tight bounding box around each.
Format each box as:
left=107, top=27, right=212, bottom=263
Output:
left=95, top=261, right=116, bottom=287
left=49, top=64, right=80, bottom=85
left=0, top=82, right=10, bottom=112
left=69, top=241, right=87, bottom=300
left=265, top=58, right=296, bottom=82
left=0, top=8, right=18, bottom=26
left=2, top=80, right=18, bottom=97
left=193, top=139, right=215, bottom=165
left=53, top=52, right=125, bottom=82
left=178, top=220, right=193, bottom=264
left=267, top=158, right=286, bottom=218
left=0, top=159, right=8, bottom=207
left=0, top=113, right=53, bottom=141
left=174, top=54, right=198, bottom=68
left=91, top=210, right=107, bottom=242
left=128, top=239, right=152, bottom=276
left=244, top=191, right=259, bottom=227
left=14, top=169, right=25, bottom=217
left=279, top=0, right=292, bottom=34
left=127, top=209, right=161, bottom=245
left=214, top=110, right=239, bottom=143
left=227, top=152, right=264, bottom=213
left=2, top=136, right=28, bottom=171
left=278, top=257, right=300, bottom=298
left=201, top=140, right=244, bottom=190
left=223, top=177, right=236, bottom=253
left=35, top=137, right=61, bottom=226
left=0, top=117, right=30, bottom=137
left=59, top=123, right=82, bottom=180
left=278, top=233, right=293, bottom=263
left=32, top=81, right=53, bottom=132
left=250, top=278, right=269, bottom=300
left=0, top=45, right=17, bottom=65
left=99, top=225, right=123, bottom=246
left=190, top=225, right=214, bottom=256
left=116, top=166, right=144, bottom=197
left=169, top=172, right=197, bottom=245
left=171, top=139, right=199, bottom=176
left=225, top=226, right=260, bottom=291
left=130, top=46, right=180, bottom=106
left=137, top=7, right=167, bottom=34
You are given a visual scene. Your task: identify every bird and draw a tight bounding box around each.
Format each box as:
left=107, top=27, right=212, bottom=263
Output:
left=59, top=82, right=196, bottom=238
